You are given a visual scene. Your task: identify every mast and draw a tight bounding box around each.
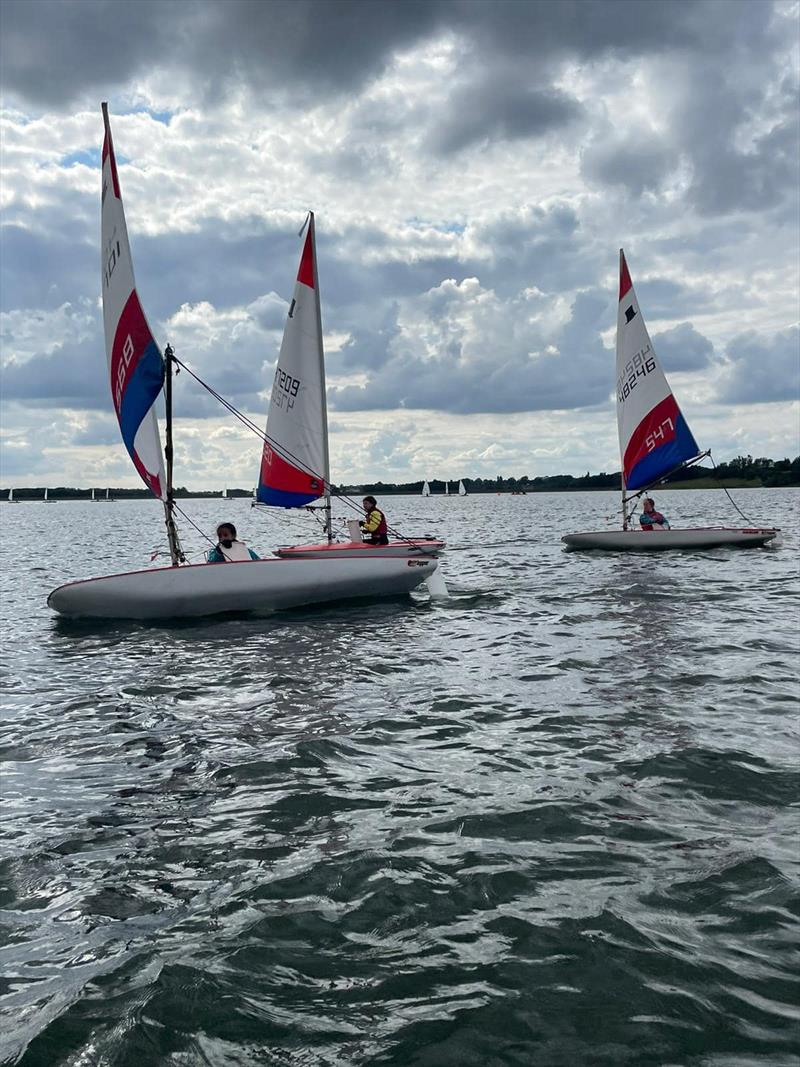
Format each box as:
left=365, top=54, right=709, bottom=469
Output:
left=163, top=344, right=185, bottom=566
left=309, top=212, right=332, bottom=542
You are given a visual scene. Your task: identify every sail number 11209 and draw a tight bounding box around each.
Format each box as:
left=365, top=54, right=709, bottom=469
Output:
left=273, top=368, right=301, bottom=412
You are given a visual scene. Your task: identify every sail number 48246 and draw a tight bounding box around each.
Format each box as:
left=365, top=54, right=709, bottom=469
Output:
left=617, top=345, right=656, bottom=403
left=273, top=368, right=301, bottom=412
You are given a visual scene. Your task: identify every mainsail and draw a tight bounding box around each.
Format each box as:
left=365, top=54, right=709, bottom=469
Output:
left=616, top=249, right=700, bottom=492
left=101, top=104, right=167, bottom=499
left=257, top=214, right=329, bottom=507
left=422, top=481, right=431, bottom=497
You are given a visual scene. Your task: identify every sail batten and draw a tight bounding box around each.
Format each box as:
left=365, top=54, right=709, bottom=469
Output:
left=616, top=249, right=701, bottom=492
left=257, top=213, right=328, bottom=508
left=101, top=104, right=167, bottom=500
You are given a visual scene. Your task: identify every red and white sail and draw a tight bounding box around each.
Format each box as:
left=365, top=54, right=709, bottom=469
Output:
left=616, top=249, right=700, bottom=492
left=257, top=214, right=329, bottom=507
left=101, top=104, right=167, bottom=499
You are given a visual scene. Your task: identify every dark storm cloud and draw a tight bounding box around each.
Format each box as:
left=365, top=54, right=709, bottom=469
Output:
left=0, top=0, right=443, bottom=109
left=718, top=326, right=800, bottom=404
left=0, top=0, right=762, bottom=111
left=3, top=1, right=795, bottom=216
left=429, top=82, right=581, bottom=154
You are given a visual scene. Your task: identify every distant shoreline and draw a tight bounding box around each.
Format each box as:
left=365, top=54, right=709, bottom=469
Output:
left=2, top=480, right=797, bottom=501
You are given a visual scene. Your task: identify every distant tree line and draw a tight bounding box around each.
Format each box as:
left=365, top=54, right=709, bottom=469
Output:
left=345, top=456, right=799, bottom=495
left=2, top=457, right=797, bottom=500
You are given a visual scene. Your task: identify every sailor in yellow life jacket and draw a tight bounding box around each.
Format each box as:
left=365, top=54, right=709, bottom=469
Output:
left=207, top=522, right=260, bottom=562
left=360, top=496, right=389, bottom=545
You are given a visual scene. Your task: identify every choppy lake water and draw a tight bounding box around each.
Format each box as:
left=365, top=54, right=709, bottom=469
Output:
left=1, top=489, right=799, bottom=1066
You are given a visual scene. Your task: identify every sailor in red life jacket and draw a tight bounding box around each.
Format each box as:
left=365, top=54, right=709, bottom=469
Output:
left=360, top=496, right=389, bottom=545
left=207, top=523, right=261, bottom=562
left=639, top=497, right=670, bottom=531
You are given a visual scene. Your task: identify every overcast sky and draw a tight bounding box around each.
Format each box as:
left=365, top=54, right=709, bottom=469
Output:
left=1, top=0, right=798, bottom=490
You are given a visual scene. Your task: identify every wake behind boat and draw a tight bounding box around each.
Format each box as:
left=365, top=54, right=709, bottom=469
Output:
left=48, top=106, right=442, bottom=620
left=562, top=250, right=778, bottom=552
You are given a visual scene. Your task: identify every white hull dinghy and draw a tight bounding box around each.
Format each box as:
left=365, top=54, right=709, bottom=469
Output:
left=274, top=538, right=446, bottom=560
left=562, top=527, right=778, bottom=551
left=563, top=250, right=779, bottom=553
left=48, top=107, right=442, bottom=621
left=48, top=555, right=437, bottom=620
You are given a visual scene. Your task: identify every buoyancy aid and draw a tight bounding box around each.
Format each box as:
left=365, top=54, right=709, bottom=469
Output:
left=218, top=539, right=255, bottom=561
left=364, top=508, right=388, bottom=544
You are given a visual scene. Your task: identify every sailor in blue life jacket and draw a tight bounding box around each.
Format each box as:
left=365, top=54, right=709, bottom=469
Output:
left=207, top=522, right=261, bottom=562
left=639, top=498, right=670, bottom=531
left=360, top=496, right=389, bottom=545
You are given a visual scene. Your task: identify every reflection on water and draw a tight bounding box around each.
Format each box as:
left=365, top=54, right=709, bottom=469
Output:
left=1, top=489, right=798, bottom=1065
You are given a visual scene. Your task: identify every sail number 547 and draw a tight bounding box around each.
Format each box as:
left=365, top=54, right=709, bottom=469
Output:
left=646, top=418, right=674, bottom=452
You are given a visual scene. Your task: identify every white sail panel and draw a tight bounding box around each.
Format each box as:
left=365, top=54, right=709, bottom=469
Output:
left=101, top=104, right=167, bottom=500
left=257, top=214, right=328, bottom=507
left=616, top=250, right=700, bottom=491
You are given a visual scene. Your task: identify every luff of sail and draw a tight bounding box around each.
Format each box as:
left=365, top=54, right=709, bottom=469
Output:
left=616, top=249, right=700, bottom=492
left=257, top=214, right=328, bottom=507
left=101, top=104, right=167, bottom=500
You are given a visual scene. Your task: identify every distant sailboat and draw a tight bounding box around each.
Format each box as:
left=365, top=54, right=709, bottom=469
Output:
left=43, top=488, right=56, bottom=503
left=7, top=488, right=18, bottom=503
left=422, top=480, right=431, bottom=497
left=444, top=481, right=450, bottom=496
left=562, top=250, right=778, bottom=551
left=106, top=487, right=114, bottom=502
left=222, top=487, right=229, bottom=499
left=458, top=480, right=467, bottom=496
left=90, top=488, right=101, bottom=502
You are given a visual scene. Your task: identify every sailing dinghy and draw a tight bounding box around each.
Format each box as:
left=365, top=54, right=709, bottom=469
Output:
left=256, top=213, right=445, bottom=563
left=562, top=250, right=778, bottom=551
left=48, top=107, right=440, bottom=619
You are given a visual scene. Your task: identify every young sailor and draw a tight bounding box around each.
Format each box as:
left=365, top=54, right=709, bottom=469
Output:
left=639, top=498, right=670, bottom=531
left=207, top=523, right=261, bottom=562
left=360, top=496, right=389, bottom=545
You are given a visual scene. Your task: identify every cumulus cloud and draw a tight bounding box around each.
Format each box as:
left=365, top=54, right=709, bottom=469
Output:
left=718, top=325, right=800, bottom=404
left=330, top=278, right=613, bottom=414
left=652, top=322, right=716, bottom=372
left=1, top=0, right=797, bottom=487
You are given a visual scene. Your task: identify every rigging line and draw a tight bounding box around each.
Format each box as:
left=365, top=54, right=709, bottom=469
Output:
left=172, top=356, right=327, bottom=487
left=172, top=356, right=440, bottom=554
left=707, top=452, right=756, bottom=525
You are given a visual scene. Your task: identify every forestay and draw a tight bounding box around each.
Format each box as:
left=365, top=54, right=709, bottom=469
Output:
left=257, top=214, right=329, bottom=507
left=616, top=250, right=700, bottom=492
left=101, top=104, right=167, bottom=499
